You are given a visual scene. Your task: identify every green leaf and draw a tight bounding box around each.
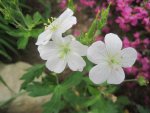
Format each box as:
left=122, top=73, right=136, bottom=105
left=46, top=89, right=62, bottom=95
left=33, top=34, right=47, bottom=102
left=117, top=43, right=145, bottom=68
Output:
left=33, top=12, right=42, bottom=25
left=20, top=64, right=45, bottom=89
left=17, top=35, right=29, bottom=49
left=87, top=86, right=99, bottom=95
left=117, top=96, right=131, bottom=106
left=0, top=75, right=13, bottom=93
left=84, top=95, right=100, bottom=107
left=43, top=85, right=65, bottom=113
left=137, top=105, right=150, bottom=113
left=24, top=14, right=33, bottom=29
left=67, top=0, right=75, bottom=11
left=63, top=90, right=87, bottom=108
left=30, top=28, right=43, bottom=38
left=79, top=19, right=97, bottom=45
left=91, top=97, right=120, bottom=113
left=87, top=19, right=97, bottom=42
left=0, top=38, right=17, bottom=54
left=26, top=82, right=54, bottom=97
left=0, top=23, right=10, bottom=31
left=0, top=49, right=12, bottom=60
left=6, top=29, right=27, bottom=37
left=0, top=75, right=8, bottom=88
left=98, top=5, right=110, bottom=31
left=62, top=72, right=83, bottom=91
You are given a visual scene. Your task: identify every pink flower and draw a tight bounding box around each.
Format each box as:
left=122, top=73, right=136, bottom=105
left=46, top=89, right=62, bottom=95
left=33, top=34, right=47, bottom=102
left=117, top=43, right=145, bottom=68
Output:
left=80, top=0, right=96, bottom=7
left=131, top=39, right=141, bottom=47
left=145, top=2, right=150, bottom=10
left=116, top=0, right=126, bottom=10
left=133, top=32, right=140, bottom=39
left=125, top=66, right=138, bottom=75
left=73, top=30, right=81, bottom=37
left=102, top=26, right=110, bottom=33
left=59, top=0, right=67, bottom=9
left=107, top=0, right=116, bottom=5
left=137, top=52, right=142, bottom=61
left=143, top=38, right=150, bottom=45
left=123, top=37, right=131, bottom=47
left=94, top=6, right=100, bottom=14
left=133, top=7, right=148, bottom=19
left=142, top=17, right=150, bottom=26
left=141, top=57, right=150, bottom=71
left=121, top=6, right=132, bottom=18
left=95, top=35, right=103, bottom=41
left=115, top=17, right=130, bottom=31
left=129, top=15, right=138, bottom=26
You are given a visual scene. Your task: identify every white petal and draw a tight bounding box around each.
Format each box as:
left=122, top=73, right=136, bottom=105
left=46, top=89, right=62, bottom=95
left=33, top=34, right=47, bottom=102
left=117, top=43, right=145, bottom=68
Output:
left=59, top=8, right=74, bottom=20
left=67, top=52, right=86, bottom=72
left=37, top=41, right=58, bottom=60
left=71, top=37, right=88, bottom=56
left=52, top=34, right=64, bottom=45
left=36, top=29, right=52, bottom=45
left=63, top=35, right=74, bottom=43
left=121, top=47, right=137, bottom=67
left=59, top=16, right=77, bottom=33
left=46, top=55, right=66, bottom=73
left=105, top=33, right=122, bottom=55
left=87, top=41, right=108, bottom=64
left=107, top=67, right=125, bottom=84
left=89, top=63, right=111, bottom=84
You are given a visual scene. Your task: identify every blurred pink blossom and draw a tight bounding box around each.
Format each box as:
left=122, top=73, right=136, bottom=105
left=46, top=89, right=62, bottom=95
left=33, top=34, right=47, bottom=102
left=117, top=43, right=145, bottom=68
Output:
left=80, top=0, right=96, bottom=7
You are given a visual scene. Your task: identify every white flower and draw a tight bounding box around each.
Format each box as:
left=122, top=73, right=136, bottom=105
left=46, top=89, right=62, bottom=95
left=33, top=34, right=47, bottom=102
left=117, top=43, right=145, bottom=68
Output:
left=38, top=35, right=88, bottom=73
left=87, top=33, right=137, bottom=84
left=36, top=8, right=77, bottom=45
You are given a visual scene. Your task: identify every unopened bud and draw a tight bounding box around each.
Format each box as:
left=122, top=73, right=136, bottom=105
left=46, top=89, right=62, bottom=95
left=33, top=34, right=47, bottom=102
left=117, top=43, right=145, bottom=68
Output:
left=137, top=76, right=149, bottom=86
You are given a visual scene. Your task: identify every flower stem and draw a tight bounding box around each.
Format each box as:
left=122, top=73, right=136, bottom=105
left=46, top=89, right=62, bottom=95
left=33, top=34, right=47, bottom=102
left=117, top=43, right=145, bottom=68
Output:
left=123, top=79, right=137, bottom=82
left=52, top=73, right=59, bottom=85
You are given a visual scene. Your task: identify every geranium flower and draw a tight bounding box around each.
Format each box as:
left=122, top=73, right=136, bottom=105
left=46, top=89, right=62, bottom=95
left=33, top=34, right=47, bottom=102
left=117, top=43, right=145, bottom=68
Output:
left=87, top=33, right=137, bottom=84
left=38, top=35, right=88, bottom=73
left=36, top=8, right=77, bottom=45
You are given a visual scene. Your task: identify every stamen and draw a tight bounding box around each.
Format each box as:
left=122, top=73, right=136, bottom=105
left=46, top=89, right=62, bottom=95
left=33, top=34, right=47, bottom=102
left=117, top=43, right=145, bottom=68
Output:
left=44, top=17, right=57, bottom=30
left=59, top=44, right=71, bottom=59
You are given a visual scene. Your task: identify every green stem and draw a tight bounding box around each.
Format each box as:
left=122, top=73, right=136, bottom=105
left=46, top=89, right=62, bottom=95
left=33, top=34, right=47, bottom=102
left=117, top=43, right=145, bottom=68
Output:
left=0, top=91, right=26, bottom=108
left=55, top=75, right=59, bottom=85
left=12, top=18, right=27, bottom=30
left=52, top=73, right=59, bottom=85
left=123, top=79, right=137, bottom=82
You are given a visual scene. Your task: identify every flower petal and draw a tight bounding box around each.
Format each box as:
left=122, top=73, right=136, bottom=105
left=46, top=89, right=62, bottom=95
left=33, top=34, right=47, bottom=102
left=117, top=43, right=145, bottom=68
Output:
left=38, top=41, right=58, bottom=60
left=107, top=67, right=125, bottom=84
left=89, top=63, right=110, bottom=84
left=59, top=16, right=77, bottom=33
left=63, top=35, right=74, bottom=43
left=71, top=37, right=88, bottom=56
left=87, top=41, right=108, bottom=64
left=59, top=8, right=74, bottom=20
left=67, top=52, right=86, bottom=72
left=36, top=29, right=52, bottom=45
left=121, top=47, right=137, bottom=67
left=46, top=55, right=66, bottom=73
left=105, top=33, right=122, bottom=55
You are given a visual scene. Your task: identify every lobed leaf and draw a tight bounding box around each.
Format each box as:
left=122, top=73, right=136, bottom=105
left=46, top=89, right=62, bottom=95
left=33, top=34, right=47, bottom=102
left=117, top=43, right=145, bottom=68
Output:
left=20, top=64, right=45, bottom=89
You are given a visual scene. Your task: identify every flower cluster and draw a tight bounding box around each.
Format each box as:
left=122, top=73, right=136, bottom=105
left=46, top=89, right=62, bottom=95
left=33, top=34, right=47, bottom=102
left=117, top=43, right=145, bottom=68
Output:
left=58, top=0, right=150, bottom=79
left=36, top=8, right=88, bottom=73
left=36, top=8, right=137, bottom=85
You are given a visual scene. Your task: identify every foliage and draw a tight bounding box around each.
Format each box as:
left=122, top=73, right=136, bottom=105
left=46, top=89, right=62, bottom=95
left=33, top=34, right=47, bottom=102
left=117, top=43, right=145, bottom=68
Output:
left=79, top=5, right=110, bottom=45
left=21, top=64, right=137, bottom=113
left=0, top=0, right=149, bottom=113
left=0, top=0, right=43, bottom=61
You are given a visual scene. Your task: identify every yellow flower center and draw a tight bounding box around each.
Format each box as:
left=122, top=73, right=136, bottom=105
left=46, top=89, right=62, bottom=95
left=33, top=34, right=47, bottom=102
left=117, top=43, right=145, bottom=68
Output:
left=59, top=43, right=71, bottom=59
left=51, top=25, right=58, bottom=31
left=108, top=54, right=122, bottom=68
